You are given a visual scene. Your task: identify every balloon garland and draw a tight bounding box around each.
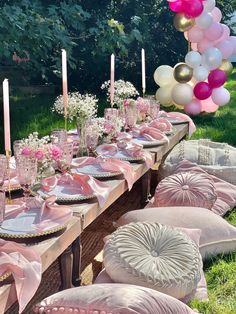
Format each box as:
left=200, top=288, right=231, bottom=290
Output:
left=154, top=0, right=236, bottom=115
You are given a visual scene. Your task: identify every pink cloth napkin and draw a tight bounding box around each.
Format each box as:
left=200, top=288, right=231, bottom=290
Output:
left=72, top=157, right=135, bottom=191
left=158, top=111, right=196, bottom=136
left=41, top=173, right=110, bottom=207
left=131, top=126, right=169, bottom=143
left=0, top=239, right=41, bottom=314
left=149, top=118, right=173, bottom=133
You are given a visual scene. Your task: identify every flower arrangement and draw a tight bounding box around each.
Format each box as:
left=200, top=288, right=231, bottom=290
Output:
left=52, top=92, right=98, bottom=121
left=101, top=80, right=139, bottom=108
left=17, top=132, right=63, bottom=176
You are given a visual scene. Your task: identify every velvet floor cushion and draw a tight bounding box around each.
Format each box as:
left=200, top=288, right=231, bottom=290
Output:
left=34, top=284, right=199, bottom=314
left=117, top=206, right=236, bottom=260
left=103, top=222, right=202, bottom=300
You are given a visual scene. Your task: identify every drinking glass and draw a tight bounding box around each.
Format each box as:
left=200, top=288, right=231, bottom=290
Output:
left=51, top=129, right=68, bottom=146
left=146, top=96, right=160, bottom=120
left=125, top=105, right=138, bottom=130
left=104, top=108, right=119, bottom=121
left=57, top=143, right=74, bottom=173
left=0, top=155, right=7, bottom=187
left=85, top=128, right=99, bottom=155
left=0, top=191, right=5, bottom=225
left=13, top=140, right=23, bottom=159
left=16, top=156, right=37, bottom=201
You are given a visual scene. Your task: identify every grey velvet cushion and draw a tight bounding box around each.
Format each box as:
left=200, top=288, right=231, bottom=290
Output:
left=103, top=222, right=202, bottom=300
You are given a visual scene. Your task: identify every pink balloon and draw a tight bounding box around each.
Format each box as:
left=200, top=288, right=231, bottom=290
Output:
left=201, top=97, right=219, bottom=113
left=169, top=0, right=183, bottom=12
left=208, top=69, right=227, bottom=88
left=212, top=87, right=231, bottom=106
left=229, top=36, right=236, bottom=54
left=197, top=39, right=214, bottom=53
left=182, top=0, right=204, bottom=18
left=204, top=22, right=224, bottom=41
left=194, top=82, right=212, bottom=100
left=214, top=24, right=230, bottom=44
left=187, top=26, right=204, bottom=43
left=216, top=40, right=234, bottom=59
left=184, top=99, right=202, bottom=115
left=191, top=42, right=198, bottom=51
left=211, top=7, right=222, bottom=23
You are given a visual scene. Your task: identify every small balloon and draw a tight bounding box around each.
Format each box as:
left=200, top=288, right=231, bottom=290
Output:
left=194, top=82, right=212, bottom=100
left=185, top=51, right=202, bottom=68
left=193, top=65, right=209, bottom=81
left=187, top=25, right=204, bottom=43
left=211, top=87, right=231, bottom=106
left=202, top=47, right=222, bottom=70
left=172, top=83, right=193, bottom=106
left=174, top=13, right=195, bottom=32
left=182, top=0, right=204, bottom=18
left=154, top=65, right=174, bottom=87
left=229, top=36, right=236, bottom=54
left=203, top=0, right=216, bottom=13
left=195, top=11, right=213, bottom=29
left=201, top=97, right=219, bottom=113
left=218, top=59, right=233, bottom=77
left=174, top=63, right=193, bottom=83
left=156, top=86, right=173, bottom=106
left=215, top=40, right=234, bottom=59
left=208, top=69, right=227, bottom=88
left=184, top=99, right=202, bottom=115
left=204, top=22, right=223, bottom=41
left=169, top=0, right=183, bottom=13
left=197, top=38, right=214, bottom=54
left=211, top=7, right=222, bottom=23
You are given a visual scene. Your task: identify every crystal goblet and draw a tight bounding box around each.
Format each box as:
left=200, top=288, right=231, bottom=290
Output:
left=57, top=142, right=74, bottom=173
left=51, top=129, right=68, bottom=146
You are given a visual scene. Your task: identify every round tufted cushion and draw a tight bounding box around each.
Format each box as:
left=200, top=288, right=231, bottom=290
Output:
left=154, top=172, right=217, bottom=209
left=103, top=222, right=202, bottom=299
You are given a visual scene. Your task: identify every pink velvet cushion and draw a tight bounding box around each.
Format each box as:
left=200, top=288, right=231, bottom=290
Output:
left=173, top=160, right=236, bottom=216
left=34, top=284, right=198, bottom=314
left=154, top=172, right=217, bottom=209
left=117, top=206, right=236, bottom=260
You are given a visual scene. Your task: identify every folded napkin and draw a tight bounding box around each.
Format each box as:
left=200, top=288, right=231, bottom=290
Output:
left=149, top=118, right=173, bottom=133
left=72, top=157, right=135, bottom=191
left=131, top=126, right=169, bottom=143
left=0, top=239, right=41, bottom=314
left=158, top=111, right=196, bottom=136
left=41, top=173, right=110, bottom=207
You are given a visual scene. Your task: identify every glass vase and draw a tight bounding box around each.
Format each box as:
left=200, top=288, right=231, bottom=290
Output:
left=76, top=117, right=87, bottom=157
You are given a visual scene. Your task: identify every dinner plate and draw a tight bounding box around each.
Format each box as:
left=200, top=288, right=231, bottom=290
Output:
left=165, top=118, right=188, bottom=125
left=96, top=148, right=143, bottom=162
left=71, top=163, right=121, bottom=178
left=131, top=137, right=166, bottom=148
left=0, top=272, right=12, bottom=285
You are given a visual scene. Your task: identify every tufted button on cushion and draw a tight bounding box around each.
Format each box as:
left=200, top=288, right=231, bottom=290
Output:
left=103, top=222, right=202, bottom=300
left=154, top=172, right=217, bottom=209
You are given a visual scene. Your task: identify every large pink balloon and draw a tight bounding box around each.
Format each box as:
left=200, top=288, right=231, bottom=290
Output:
left=216, top=40, right=234, bottom=59
left=169, top=0, right=183, bottom=12
left=182, top=0, right=204, bottom=18
left=197, top=39, right=214, bottom=53
left=187, top=26, right=204, bottom=43
left=208, top=69, right=227, bottom=88
left=211, top=7, right=222, bottom=23
left=184, top=99, right=202, bottom=115
left=212, top=87, right=231, bottom=106
left=201, top=97, right=219, bottom=113
left=214, top=24, right=230, bottom=44
left=204, top=22, right=224, bottom=41
left=194, top=82, right=212, bottom=100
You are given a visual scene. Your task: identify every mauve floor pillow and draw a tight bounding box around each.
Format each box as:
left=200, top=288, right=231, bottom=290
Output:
left=103, top=222, right=202, bottom=300
left=34, top=284, right=198, bottom=314
left=154, top=171, right=217, bottom=209
left=117, top=206, right=236, bottom=260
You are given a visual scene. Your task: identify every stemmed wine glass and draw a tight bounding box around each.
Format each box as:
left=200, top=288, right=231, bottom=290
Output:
left=125, top=105, right=138, bottom=131
left=0, top=155, right=7, bottom=224
left=146, top=96, right=160, bottom=120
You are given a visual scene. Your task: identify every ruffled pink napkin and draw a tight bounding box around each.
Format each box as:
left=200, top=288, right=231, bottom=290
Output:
left=96, top=143, right=154, bottom=168
left=158, top=111, right=196, bottom=136
left=131, top=126, right=169, bottom=143
left=41, top=173, right=110, bottom=207
left=72, top=157, right=135, bottom=191
left=0, top=239, right=41, bottom=314
left=149, top=118, right=173, bottom=133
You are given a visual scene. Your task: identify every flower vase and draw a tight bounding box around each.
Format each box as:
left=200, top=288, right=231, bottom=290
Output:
left=76, top=117, right=87, bottom=157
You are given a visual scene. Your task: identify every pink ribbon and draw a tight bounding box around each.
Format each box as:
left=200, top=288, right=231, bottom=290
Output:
left=0, top=239, right=41, bottom=314
left=149, top=118, right=173, bottom=133
left=131, top=126, right=169, bottom=143
left=41, top=173, right=110, bottom=207
left=158, top=111, right=196, bottom=136
left=72, top=157, right=135, bottom=191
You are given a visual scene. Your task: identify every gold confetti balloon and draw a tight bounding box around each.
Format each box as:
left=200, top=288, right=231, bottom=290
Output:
left=174, top=14, right=195, bottom=32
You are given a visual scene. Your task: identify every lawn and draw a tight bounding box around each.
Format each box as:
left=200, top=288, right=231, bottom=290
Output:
left=0, top=70, right=235, bottom=313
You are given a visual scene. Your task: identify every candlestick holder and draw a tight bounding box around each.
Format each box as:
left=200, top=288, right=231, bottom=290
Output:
left=5, top=150, right=12, bottom=204
left=64, top=115, right=68, bottom=131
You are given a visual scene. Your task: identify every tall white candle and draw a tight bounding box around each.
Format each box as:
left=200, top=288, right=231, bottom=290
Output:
left=141, top=48, right=146, bottom=95
left=110, top=54, right=115, bottom=106
left=3, top=79, right=11, bottom=152
left=62, top=49, right=68, bottom=118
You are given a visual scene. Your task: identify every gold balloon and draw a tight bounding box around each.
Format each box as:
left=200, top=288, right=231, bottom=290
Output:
left=219, top=59, right=233, bottom=77
left=174, top=14, right=195, bottom=32
left=174, top=63, right=193, bottom=83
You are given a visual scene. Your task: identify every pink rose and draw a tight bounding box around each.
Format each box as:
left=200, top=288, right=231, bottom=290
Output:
left=49, top=146, right=63, bottom=161
left=21, top=147, right=32, bottom=156
left=34, top=149, right=45, bottom=161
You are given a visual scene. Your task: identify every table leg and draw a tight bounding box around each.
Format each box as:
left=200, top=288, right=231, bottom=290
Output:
left=141, top=169, right=151, bottom=207
left=59, top=245, right=73, bottom=290
left=72, top=236, right=82, bottom=287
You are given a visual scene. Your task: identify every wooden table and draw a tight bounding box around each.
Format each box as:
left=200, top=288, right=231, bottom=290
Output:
left=0, top=123, right=188, bottom=314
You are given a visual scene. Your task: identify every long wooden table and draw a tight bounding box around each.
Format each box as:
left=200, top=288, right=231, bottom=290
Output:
left=0, top=123, right=188, bottom=314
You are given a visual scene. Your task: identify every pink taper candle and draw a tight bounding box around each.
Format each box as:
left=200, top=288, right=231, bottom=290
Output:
left=61, top=49, right=68, bottom=118
left=110, top=54, right=115, bottom=107
left=3, top=79, right=11, bottom=152
left=141, top=48, right=146, bottom=95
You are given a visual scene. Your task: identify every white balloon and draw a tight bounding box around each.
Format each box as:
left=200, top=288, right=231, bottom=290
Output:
left=154, top=65, right=174, bottom=87
left=196, top=11, right=213, bottom=29
left=212, top=87, right=231, bottom=106
left=156, top=86, right=173, bottom=106
left=172, top=83, right=193, bottom=106
left=193, top=65, right=209, bottom=81
left=203, top=0, right=216, bottom=12
left=185, top=51, right=202, bottom=68
left=202, top=47, right=222, bottom=70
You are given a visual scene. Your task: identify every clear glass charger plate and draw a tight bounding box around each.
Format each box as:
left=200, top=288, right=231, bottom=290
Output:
left=131, top=137, right=166, bottom=148
left=95, top=147, right=143, bottom=162
left=0, top=271, right=12, bottom=284
left=35, top=184, right=95, bottom=203
left=0, top=205, right=68, bottom=239
left=71, top=162, right=121, bottom=178
left=165, top=118, right=188, bottom=125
